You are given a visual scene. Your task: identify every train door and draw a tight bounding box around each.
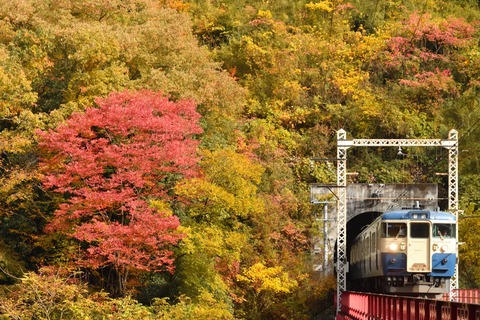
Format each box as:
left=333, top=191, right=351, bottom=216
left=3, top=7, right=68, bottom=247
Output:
left=407, top=222, right=431, bottom=272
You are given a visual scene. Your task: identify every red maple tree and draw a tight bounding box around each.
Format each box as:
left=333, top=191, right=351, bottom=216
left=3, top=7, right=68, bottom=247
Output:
left=38, top=90, right=202, bottom=296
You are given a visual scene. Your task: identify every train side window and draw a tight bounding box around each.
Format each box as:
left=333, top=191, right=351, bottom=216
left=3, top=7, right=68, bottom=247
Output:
left=433, top=224, right=455, bottom=238
left=410, top=223, right=429, bottom=238
left=382, top=222, right=407, bottom=238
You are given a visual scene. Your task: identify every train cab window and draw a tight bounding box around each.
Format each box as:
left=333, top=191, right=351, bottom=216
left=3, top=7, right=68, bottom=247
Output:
left=410, top=223, right=429, bottom=238
left=433, top=224, right=456, bottom=238
left=382, top=223, right=407, bottom=238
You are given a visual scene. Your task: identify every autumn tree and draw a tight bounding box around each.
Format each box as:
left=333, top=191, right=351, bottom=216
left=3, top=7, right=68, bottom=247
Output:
left=0, top=0, right=246, bottom=274
left=235, top=262, right=298, bottom=319
left=172, top=148, right=264, bottom=305
left=37, top=90, right=202, bottom=297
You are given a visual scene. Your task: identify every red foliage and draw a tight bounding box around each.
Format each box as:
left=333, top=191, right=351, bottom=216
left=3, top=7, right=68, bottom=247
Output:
left=384, top=13, right=475, bottom=71
left=399, top=68, right=457, bottom=97
left=74, top=207, right=182, bottom=272
left=377, top=13, right=475, bottom=108
left=37, top=90, right=202, bottom=288
left=279, top=222, right=310, bottom=253
left=269, top=222, right=310, bottom=254
left=405, top=13, right=475, bottom=48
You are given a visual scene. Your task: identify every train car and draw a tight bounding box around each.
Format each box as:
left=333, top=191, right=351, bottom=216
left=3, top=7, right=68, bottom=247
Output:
left=349, top=208, right=457, bottom=298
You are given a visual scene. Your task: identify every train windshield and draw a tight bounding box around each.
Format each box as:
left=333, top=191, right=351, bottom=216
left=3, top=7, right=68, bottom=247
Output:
left=433, top=223, right=456, bottom=238
left=382, top=223, right=407, bottom=238
left=410, top=223, right=429, bottom=238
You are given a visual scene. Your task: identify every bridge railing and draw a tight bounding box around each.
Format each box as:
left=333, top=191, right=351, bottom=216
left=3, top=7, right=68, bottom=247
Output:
left=443, top=289, right=480, bottom=304
left=336, top=291, right=480, bottom=320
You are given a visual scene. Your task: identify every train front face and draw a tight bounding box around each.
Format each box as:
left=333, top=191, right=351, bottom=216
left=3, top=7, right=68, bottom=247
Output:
left=380, top=210, right=456, bottom=296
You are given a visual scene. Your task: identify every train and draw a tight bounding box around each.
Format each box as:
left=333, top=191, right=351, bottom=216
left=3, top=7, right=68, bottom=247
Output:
left=349, top=207, right=457, bottom=298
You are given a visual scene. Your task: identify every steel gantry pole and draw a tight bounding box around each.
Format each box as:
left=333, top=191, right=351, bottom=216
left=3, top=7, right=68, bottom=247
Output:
left=336, top=129, right=349, bottom=313
left=447, top=129, right=459, bottom=296
left=334, top=129, right=458, bottom=314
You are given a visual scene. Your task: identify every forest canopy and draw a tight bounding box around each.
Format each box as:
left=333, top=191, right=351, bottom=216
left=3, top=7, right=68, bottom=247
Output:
left=0, top=0, right=480, bottom=319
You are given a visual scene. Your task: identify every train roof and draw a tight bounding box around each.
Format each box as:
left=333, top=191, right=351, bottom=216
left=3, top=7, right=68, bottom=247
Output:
left=381, top=209, right=456, bottom=222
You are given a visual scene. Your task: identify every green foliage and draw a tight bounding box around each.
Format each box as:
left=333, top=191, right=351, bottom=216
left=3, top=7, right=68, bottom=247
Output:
left=174, top=225, right=243, bottom=302
left=458, top=203, right=480, bottom=287
left=0, top=239, right=27, bottom=284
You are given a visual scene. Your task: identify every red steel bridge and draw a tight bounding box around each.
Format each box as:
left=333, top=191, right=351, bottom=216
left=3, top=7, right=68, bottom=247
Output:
left=336, top=289, right=480, bottom=320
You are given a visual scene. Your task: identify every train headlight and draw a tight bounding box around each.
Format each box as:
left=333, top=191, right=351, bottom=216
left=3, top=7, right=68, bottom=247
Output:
left=389, top=243, right=398, bottom=251
left=440, top=245, right=448, bottom=252
left=413, top=214, right=418, bottom=219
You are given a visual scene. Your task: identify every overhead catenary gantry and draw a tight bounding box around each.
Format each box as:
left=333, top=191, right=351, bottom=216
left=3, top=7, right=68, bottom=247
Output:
left=334, top=128, right=458, bottom=314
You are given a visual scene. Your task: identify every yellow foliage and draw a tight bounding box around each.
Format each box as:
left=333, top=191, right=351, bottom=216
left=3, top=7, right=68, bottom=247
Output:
left=236, top=262, right=298, bottom=294
left=277, top=79, right=308, bottom=104
left=200, top=148, right=266, bottom=218
left=223, top=231, right=248, bottom=262
left=189, top=226, right=225, bottom=257
left=0, top=268, right=156, bottom=319
left=332, top=67, right=370, bottom=101
left=149, top=199, right=173, bottom=216
left=305, top=1, right=334, bottom=13
left=175, top=177, right=236, bottom=221
left=153, top=291, right=234, bottom=319
left=355, top=33, right=391, bottom=61
left=180, top=226, right=247, bottom=262
left=162, top=0, right=191, bottom=12
left=257, top=10, right=273, bottom=20
left=241, top=35, right=269, bottom=57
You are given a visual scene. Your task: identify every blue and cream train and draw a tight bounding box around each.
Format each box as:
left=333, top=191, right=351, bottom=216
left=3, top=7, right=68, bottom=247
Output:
left=349, top=208, right=457, bottom=297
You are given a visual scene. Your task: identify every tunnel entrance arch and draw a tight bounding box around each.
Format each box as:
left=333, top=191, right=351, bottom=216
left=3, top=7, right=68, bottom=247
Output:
left=311, top=183, right=440, bottom=274
left=345, top=211, right=382, bottom=289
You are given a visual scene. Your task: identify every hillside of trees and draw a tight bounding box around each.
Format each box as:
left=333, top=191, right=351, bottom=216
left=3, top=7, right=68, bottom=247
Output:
left=0, top=0, right=480, bottom=319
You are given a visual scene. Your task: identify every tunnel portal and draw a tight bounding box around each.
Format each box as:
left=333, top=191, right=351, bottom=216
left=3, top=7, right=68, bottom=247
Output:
left=311, top=183, right=442, bottom=276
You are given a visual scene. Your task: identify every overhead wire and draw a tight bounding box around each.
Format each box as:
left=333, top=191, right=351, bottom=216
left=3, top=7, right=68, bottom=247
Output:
left=420, top=112, right=480, bottom=175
